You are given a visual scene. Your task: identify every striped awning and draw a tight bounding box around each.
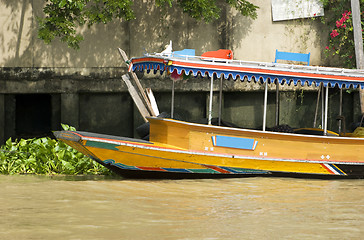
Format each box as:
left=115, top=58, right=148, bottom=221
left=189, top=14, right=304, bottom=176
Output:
left=130, top=54, right=364, bottom=89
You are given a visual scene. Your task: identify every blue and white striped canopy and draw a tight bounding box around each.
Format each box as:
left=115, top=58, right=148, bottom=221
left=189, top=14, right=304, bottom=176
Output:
left=130, top=54, right=364, bottom=89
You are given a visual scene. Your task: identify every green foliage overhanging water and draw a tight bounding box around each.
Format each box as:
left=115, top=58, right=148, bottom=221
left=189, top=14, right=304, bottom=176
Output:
left=0, top=124, right=112, bottom=175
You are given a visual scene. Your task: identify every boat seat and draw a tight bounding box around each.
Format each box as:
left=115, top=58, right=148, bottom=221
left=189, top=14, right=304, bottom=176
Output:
left=274, top=50, right=310, bottom=65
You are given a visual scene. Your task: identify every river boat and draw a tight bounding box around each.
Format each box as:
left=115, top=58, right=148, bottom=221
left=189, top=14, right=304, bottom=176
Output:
left=54, top=49, right=364, bottom=179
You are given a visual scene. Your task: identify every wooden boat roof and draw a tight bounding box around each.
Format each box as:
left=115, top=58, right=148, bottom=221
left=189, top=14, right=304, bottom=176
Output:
left=130, top=53, right=364, bottom=89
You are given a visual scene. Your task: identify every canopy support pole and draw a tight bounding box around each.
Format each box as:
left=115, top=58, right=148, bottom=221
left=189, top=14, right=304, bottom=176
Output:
left=218, top=77, right=223, bottom=126
left=313, top=83, right=322, bottom=128
left=324, top=85, right=329, bottom=136
left=338, top=88, right=343, bottom=133
left=208, top=75, right=214, bottom=125
left=275, top=80, right=279, bottom=126
left=263, top=80, right=268, bottom=131
left=321, top=83, right=324, bottom=129
left=171, top=80, right=175, bottom=118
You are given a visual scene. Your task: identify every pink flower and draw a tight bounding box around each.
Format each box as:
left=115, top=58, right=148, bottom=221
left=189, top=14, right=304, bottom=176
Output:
left=349, top=56, right=353, bottom=59
left=325, top=46, right=329, bottom=50
left=341, top=11, right=351, bottom=22
left=342, top=24, right=346, bottom=28
left=330, top=30, right=339, bottom=38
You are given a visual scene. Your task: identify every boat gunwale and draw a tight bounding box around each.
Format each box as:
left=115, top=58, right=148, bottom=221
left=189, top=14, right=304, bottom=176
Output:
left=55, top=130, right=153, bottom=145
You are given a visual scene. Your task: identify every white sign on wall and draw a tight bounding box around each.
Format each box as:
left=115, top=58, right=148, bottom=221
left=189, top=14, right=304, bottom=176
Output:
left=272, top=0, right=324, bottom=21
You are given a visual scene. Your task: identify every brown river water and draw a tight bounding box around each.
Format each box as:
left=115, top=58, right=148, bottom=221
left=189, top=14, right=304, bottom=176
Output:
left=1, top=175, right=364, bottom=240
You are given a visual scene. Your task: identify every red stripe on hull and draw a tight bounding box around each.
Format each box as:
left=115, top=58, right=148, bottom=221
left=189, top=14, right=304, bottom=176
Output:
left=204, top=165, right=231, bottom=174
left=320, top=163, right=335, bottom=175
left=138, top=167, right=167, bottom=171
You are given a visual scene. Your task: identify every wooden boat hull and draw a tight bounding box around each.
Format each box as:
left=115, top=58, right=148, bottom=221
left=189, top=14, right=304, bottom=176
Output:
left=54, top=117, right=364, bottom=179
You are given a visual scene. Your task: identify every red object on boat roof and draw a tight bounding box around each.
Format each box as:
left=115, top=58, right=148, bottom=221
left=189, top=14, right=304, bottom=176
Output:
left=201, top=49, right=233, bottom=60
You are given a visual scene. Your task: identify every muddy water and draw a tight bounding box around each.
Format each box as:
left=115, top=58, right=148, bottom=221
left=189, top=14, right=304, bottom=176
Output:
left=1, top=175, right=364, bottom=240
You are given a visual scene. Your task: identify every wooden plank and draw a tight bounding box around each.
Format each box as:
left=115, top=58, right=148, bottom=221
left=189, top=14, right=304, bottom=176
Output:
left=351, top=0, right=364, bottom=114
left=118, top=48, right=156, bottom=116
left=122, top=74, right=149, bottom=122
left=146, top=88, right=160, bottom=116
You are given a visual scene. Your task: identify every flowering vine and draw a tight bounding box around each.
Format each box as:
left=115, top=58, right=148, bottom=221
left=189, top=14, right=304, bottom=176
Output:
left=325, top=9, right=364, bottom=69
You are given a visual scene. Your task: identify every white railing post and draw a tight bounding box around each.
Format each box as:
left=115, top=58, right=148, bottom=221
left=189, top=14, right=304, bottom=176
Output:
left=208, top=75, right=214, bottom=125
left=263, top=80, right=268, bottom=131
left=324, top=85, right=329, bottom=136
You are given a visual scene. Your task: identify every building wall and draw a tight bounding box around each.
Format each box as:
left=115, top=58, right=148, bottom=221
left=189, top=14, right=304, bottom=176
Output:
left=0, top=0, right=327, bottom=68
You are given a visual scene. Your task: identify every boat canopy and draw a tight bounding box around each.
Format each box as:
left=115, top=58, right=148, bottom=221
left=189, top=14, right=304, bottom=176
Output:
left=130, top=54, right=364, bottom=89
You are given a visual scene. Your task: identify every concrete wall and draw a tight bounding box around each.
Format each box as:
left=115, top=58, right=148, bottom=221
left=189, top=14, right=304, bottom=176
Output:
left=0, top=0, right=360, bottom=145
left=231, top=1, right=327, bottom=64
left=0, top=0, right=328, bottom=68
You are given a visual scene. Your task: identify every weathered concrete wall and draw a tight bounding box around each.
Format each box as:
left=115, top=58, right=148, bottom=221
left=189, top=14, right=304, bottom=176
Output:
left=0, top=0, right=360, bottom=145
left=231, top=1, right=327, bottom=65
left=0, top=0, right=327, bottom=68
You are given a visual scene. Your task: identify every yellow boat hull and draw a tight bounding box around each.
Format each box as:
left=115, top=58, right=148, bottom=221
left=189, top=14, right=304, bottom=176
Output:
left=54, top=117, right=364, bottom=179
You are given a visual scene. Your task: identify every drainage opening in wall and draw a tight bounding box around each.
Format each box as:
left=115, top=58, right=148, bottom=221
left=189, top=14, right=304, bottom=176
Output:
left=16, top=94, right=52, bottom=139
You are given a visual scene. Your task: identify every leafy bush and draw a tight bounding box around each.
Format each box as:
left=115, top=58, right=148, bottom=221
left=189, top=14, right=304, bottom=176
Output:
left=0, top=125, right=112, bottom=175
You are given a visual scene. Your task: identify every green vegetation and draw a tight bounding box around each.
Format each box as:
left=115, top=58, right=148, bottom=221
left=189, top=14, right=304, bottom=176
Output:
left=38, top=0, right=258, bottom=49
left=0, top=124, right=112, bottom=175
